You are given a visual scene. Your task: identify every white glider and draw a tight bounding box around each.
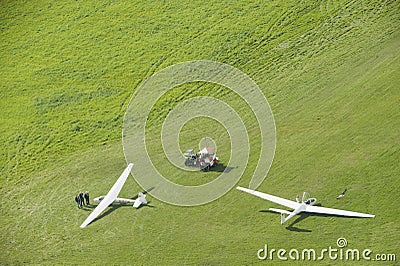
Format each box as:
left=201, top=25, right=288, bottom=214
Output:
left=237, top=186, right=374, bottom=224
left=80, top=163, right=147, bottom=228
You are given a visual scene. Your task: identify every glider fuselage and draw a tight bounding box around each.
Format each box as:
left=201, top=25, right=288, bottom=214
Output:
left=94, top=196, right=135, bottom=205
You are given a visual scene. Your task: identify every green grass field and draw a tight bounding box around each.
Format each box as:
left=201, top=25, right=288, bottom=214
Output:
left=1, top=0, right=399, bottom=265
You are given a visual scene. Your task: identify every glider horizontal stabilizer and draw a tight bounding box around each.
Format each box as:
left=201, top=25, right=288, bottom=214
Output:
left=269, top=208, right=293, bottom=215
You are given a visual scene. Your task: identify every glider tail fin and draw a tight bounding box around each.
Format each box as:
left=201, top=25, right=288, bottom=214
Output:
left=268, top=208, right=291, bottom=224
left=133, top=192, right=147, bottom=208
left=281, top=213, right=286, bottom=224
left=138, top=192, right=147, bottom=205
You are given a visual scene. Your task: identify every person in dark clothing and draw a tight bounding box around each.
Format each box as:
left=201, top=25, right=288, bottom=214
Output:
left=79, top=192, right=85, bottom=206
left=84, top=191, right=90, bottom=205
left=75, top=195, right=81, bottom=208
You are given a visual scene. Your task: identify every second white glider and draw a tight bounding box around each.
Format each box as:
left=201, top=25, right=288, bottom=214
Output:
left=237, top=186, right=374, bottom=224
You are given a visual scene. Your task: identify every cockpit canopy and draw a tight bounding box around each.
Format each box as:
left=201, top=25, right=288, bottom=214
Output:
left=305, top=198, right=316, bottom=205
left=302, top=192, right=316, bottom=205
left=302, top=192, right=310, bottom=202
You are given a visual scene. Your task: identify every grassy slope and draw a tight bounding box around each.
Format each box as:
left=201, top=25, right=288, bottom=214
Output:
left=1, top=0, right=399, bottom=265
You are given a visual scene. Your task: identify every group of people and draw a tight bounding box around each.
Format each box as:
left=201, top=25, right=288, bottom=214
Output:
left=75, top=191, right=90, bottom=209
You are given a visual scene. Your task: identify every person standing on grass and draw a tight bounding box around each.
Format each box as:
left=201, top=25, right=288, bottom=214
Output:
left=75, top=195, right=81, bottom=208
left=84, top=191, right=90, bottom=205
left=296, top=195, right=300, bottom=203
left=79, top=192, right=85, bottom=206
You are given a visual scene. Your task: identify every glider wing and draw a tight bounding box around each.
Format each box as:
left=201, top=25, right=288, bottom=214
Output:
left=236, top=186, right=299, bottom=209
left=305, top=205, right=375, bottom=218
